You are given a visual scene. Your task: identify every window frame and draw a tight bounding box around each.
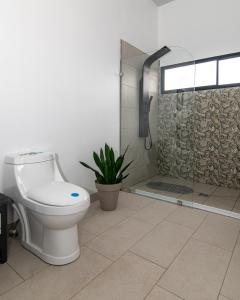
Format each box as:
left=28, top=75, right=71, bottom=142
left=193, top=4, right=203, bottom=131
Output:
left=161, top=51, right=240, bottom=94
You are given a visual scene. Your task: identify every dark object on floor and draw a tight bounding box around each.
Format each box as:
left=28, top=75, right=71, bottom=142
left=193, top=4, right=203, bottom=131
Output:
left=0, top=194, right=10, bottom=264
left=146, top=181, right=193, bottom=194
left=198, top=192, right=209, bottom=197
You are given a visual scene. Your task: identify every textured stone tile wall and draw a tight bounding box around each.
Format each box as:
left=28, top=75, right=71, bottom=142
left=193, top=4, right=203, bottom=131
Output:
left=158, top=87, right=240, bottom=189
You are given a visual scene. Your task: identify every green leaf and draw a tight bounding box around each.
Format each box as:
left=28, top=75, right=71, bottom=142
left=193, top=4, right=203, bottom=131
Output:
left=116, top=154, right=124, bottom=171
left=80, top=161, right=103, bottom=179
left=119, top=160, right=133, bottom=176
left=105, top=143, right=110, bottom=159
left=93, top=152, right=104, bottom=175
left=100, top=148, right=105, bottom=164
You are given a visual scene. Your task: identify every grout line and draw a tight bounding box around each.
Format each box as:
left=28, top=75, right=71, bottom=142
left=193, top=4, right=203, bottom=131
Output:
left=84, top=215, right=160, bottom=263
left=151, top=285, right=185, bottom=300
left=132, top=206, right=210, bottom=299
left=128, top=249, right=167, bottom=270
left=189, top=237, right=233, bottom=253
left=156, top=209, right=209, bottom=285
left=0, top=279, right=25, bottom=297
left=67, top=198, right=160, bottom=299
left=217, top=230, right=240, bottom=300
left=84, top=245, right=115, bottom=263
left=68, top=202, right=182, bottom=299
left=68, top=254, right=115, bottom=300
left=83, top=196, right=158, bottom=242
left=219, top=295, right=233, bottom=300
left=232, top=196, right=239, bottom=212
left=191, top=236, right=235, bottom=253
left=6, top=262, right=25, bottom=281
left=158, top=286, right=185, bottom=300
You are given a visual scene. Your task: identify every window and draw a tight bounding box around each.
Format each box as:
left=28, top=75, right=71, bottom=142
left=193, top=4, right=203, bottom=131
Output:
left=219, top=57, right=240, bottom=85
left=161, top=52, right=240, bottom=94
left=195, top=61, right=217, bottom=87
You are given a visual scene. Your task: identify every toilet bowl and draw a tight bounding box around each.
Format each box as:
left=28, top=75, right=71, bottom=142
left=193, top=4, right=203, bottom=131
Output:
left=5, top=151, right=90, bottom=265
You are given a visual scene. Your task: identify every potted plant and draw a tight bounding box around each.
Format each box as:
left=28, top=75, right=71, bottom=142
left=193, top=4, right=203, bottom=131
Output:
left=80, top=144, right=132, bottom=211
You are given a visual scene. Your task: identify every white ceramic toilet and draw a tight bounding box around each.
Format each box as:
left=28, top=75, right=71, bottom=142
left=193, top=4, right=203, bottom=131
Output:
left=5, top=151, right=90, bottom=265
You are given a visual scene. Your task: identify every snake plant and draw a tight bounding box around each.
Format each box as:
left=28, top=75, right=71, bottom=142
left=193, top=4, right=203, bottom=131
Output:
left=80, top=144, right=133, bottom=184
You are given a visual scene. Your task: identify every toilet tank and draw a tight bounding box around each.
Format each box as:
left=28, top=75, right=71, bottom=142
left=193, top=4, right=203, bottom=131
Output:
left=5, top=152, right=63, bottom=195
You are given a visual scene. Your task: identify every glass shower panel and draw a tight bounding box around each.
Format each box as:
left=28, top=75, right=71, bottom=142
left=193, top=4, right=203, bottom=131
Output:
left=120, top=41, right=195, bottom=207
left=120, top=41, right=159, bottom=190
left=156, top=47, right=195, bottom=205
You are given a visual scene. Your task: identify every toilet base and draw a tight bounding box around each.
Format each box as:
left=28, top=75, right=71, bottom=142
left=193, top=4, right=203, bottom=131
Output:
left=18, top=206, right=82, bottom=265
left=21, top=240, right=80, bottom=265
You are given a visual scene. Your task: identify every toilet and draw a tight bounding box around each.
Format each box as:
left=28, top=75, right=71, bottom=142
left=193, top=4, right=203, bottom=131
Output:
left=5, top=151, right=90, bottom=265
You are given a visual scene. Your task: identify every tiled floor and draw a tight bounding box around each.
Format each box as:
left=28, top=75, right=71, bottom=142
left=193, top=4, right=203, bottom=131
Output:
left=1, top=191, right=240, bottom=300
left=132, top=175, right=240, bottom=213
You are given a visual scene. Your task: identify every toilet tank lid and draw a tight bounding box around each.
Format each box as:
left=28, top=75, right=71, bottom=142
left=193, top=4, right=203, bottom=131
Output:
left=27, top=182, right=90, bottom=207
left=5, top=152, right=55, bottom=165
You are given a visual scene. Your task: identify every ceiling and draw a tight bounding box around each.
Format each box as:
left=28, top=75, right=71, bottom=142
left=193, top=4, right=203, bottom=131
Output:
left=152, top=0, right=176, bottom=6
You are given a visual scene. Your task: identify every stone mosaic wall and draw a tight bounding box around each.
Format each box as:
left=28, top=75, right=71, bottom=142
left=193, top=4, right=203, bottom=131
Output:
left=157, top=87, right=240, bottom=189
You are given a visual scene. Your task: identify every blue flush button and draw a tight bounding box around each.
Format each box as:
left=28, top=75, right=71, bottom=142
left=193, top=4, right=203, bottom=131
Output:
left=71, top=193, right=79, bottom=197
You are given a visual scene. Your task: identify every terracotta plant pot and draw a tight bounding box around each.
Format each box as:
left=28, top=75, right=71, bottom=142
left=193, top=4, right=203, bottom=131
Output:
left=95, top=182, right=122, bottom=211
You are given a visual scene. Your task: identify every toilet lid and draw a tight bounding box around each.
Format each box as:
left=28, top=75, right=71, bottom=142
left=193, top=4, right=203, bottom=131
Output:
left=27, top=181, right=89, bottom=207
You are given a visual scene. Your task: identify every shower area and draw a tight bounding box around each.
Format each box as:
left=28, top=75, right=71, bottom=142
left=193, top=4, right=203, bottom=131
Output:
left=120, top=40, right=240, bottom=218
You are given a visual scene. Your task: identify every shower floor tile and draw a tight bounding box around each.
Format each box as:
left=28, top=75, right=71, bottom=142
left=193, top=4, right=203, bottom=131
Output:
left=131, top=175, right=240, bottom=214
left=204, top=196, right=237, bottom=211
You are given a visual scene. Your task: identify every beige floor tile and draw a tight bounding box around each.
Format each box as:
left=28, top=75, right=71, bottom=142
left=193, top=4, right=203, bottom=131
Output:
left=145, top=286, right=182, bottom=300
left=221, top=244, right=240, bottom=300
left=158, top=239, right=231, bottom=300
left=81, top=206, right=134, bottom=235
left=213, top=187, right=240, bottom=198
left=193, top=183, right=217, bottom=195
left=86, top=217, right=154, bottom=261
left=8, top=247, right=48, bottom=280
left=118, top=191, right=154, bottom=211
left=1, top=247, right=111, bottom=300
left=84, top=201, right=100, bottom=218
left=193, top=213, right=240, bottom=251
left=218, top=295, right=231, bottom=300
left=0, top=264, right=23, bottom=295
left=131, top=221, right=193, bottom=268
left=166, top=207, right=208, bottom=230
left=78, top=228, right=97, bottom=245
left=204, top=196, right=237, bottom=211
left=133, top=201, right=177, bottom=225
left=233, top=199, right=240, bottom=212
left=180, top=193, right=208, bottom=204
left=8, top=238, right=23, bottom=257
left=72, top=251, right=164, bottom=300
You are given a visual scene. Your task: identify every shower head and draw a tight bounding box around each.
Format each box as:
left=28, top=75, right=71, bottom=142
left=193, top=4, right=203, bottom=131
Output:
left=143, top=46, right=171, bottom=70
left=139, top=46, right=171, bottom=138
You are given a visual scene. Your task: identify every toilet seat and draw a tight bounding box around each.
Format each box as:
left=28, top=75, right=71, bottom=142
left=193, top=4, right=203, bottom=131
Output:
left=28, top=181, right=89, bottom=207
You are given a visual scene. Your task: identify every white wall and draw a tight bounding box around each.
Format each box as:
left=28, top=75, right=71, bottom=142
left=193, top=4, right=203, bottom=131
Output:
left=158, top=0, right=240, bottom=60
left=0, top=0, right=158, bottom=193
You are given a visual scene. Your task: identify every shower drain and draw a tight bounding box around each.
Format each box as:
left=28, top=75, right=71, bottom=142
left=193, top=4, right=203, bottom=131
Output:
left=146, top=181, right=193, bottom=194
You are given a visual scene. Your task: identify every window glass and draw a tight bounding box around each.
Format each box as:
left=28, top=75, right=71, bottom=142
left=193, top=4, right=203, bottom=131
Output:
left=164, top=65, right=195, bottom=91
left=195, top=61, right=217, bottom=87
left=164, top=61, right=217, bottom=91
left=219, top=57, right=240, bottom=85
